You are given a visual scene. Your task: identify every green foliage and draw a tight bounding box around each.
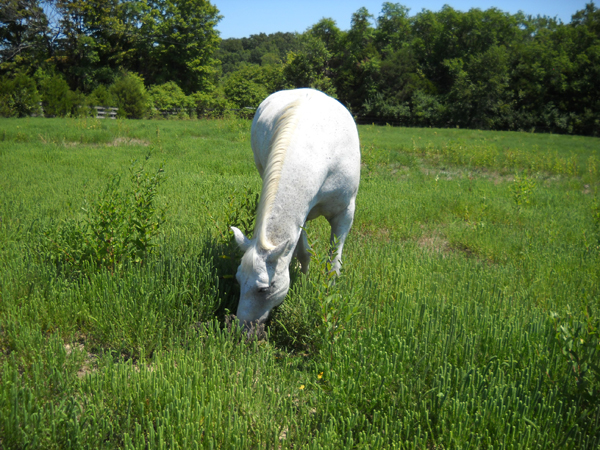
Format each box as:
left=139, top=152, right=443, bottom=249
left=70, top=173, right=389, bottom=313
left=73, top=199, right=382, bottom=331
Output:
left=0, top=72, right=40, bottom=117
left=0, top=0, right=49, bottom=74
left=217, top=32, right=300, bottom=74
left=223, top=64, right=284, bottom=114
left=135, top=0, right=222, bottom=93
left=1, top=116, right=600, bottom=448
left=509, top=171, right=538, bottom=210
left=551, top=309, right=600, bottom=407
left=204, top=185, right=259, bottom=247
left=283, top=34, right=337, bottom=96
left=109, top=72, right=151, bottom=119
left=36, top=70, right=75, bottom=117
left=190, top=89, right=233, bottom=118
left=308, top=236, right=359, bottom=345
left=148, top=81, right=191, bottom=112
left=40, top=159, right=166, bottom=275
left=88, top=84, right=115, bottom=107
left=3, top=2, right=600, bottom=136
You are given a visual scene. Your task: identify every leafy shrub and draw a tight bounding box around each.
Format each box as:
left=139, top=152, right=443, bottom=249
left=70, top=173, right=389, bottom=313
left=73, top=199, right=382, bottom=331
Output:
left=0, top=78, right=15, bottom=117
left=36, top=71, right=73, bottom=117
left=148, top=81, right=192, bottom=115
left=109, top=72, right=151, bottom=119
left=550, top=309, right=600, bottom=408
left=0, top=73, right=41, bottom=117
left=68, top=89, right=89, bottom=118
left=509, top=171, right=537, bottom=210
left=282, top=34, right=336, bottom=96
left=191, top=90, right=233, bottom=118
left=40, top=160, right=166, bottom=275
left=307, top=236, right=359, bottom=344
left=223, top=65, right=285, bottom=116
left=89, top=85, right=116, bottom=107
left=224, top=73, right=268, bottom=112
left=204, top=186, right=259, bottom=247
left=269, top=233, right=358, bottom=352
left=411, top=90, right=446, bottom=127
left=362, top=92, right=411, bottom=124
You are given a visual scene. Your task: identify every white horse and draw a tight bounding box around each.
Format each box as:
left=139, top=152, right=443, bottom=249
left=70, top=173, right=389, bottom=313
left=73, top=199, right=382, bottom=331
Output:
left=231, top=88, right=361, bottom=326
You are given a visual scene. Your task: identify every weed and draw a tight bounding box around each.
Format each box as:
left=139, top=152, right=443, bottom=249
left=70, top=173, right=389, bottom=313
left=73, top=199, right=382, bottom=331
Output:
left=270, top=233, right=359, bottom=353
left=550, top=308, right=600, bottom=408
left=509, top=171, right=537, bottom=210
left=587, top=156, right=598, bottom=177
left=591, top=196, right=600, bottom=250
left=307, top=235, right=359, bottom=345
left=204, top=186, right=259, bottom=247
left=40, top=158, right=166, bottom=275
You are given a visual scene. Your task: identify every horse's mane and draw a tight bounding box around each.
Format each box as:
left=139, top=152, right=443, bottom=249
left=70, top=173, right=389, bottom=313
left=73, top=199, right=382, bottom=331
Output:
left=253, top=92, right=312, bottom=250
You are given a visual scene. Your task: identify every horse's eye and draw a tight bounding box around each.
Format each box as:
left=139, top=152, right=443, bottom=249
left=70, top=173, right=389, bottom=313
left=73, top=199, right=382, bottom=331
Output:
left=258, top=286, right=269, bottom=293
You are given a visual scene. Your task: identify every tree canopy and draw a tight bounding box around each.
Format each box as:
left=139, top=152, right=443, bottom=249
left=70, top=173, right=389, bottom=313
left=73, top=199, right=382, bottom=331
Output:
left=1, top=1, right=598, bottom=135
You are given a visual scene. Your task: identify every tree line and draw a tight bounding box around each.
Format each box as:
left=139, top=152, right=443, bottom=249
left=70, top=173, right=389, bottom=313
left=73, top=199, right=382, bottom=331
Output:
left=1, top=0, right=599, bottom=135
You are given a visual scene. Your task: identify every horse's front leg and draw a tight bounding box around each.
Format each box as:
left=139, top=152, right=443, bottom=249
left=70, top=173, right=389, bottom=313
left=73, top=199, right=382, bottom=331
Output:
left=328, top=199, right=356, bottom=275
left=294, top=226, right=311, bottom=274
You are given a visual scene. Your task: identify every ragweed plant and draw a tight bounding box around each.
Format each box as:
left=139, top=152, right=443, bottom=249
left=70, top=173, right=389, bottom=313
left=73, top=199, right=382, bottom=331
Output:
left=509, top=171, right=537, bottom=211
left=203, top=186, right=259, bottom=247
left=40, top=157, right=166, bottom=275
left=550, top=308, right=600, bottom=408
left=307, top=235, right=359, bottom=345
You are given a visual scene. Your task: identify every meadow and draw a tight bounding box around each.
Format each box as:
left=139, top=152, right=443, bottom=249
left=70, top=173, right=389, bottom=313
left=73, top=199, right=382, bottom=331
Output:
left=0, top=116, right=599, bottom=448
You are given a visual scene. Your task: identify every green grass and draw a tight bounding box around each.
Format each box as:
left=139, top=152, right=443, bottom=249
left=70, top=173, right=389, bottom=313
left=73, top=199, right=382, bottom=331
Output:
left=1, top=117, right=599, bottom=448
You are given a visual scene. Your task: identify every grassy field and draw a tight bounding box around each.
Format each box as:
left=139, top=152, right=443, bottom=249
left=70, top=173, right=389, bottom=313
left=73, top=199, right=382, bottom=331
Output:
left=1, top=117, right=599, bottom=448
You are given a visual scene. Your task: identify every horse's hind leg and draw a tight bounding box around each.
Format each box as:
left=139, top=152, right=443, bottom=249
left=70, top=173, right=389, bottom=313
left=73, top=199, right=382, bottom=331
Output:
left=328, top=199, right=356, bottom=275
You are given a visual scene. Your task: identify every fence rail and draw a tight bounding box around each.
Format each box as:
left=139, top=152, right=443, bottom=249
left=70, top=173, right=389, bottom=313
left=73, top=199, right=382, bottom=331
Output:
left=94, top=106, right=119, bottom=119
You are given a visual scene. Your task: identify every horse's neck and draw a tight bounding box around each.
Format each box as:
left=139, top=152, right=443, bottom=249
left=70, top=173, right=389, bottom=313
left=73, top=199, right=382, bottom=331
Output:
left=262, top=201, right=307, bottom=261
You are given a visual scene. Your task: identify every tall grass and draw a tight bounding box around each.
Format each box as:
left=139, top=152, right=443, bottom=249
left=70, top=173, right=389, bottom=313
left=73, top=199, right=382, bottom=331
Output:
left=1, top=118, right=599, bottom=448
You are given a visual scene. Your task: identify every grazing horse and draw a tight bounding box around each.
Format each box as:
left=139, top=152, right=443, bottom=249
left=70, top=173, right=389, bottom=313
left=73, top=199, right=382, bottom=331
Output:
left=231, top=88, right=361, bottom=326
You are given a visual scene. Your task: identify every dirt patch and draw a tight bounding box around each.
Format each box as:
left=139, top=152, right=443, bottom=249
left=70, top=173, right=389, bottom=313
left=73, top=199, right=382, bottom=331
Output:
left=64, top=343, right=97, bottom=378
left=106, top=137, right=150, bottom=147
left=420, top=166, right=518, bottom=184
left=418, top=232, right=449, bottom=254
left=355, top=224, right=392, bottom=243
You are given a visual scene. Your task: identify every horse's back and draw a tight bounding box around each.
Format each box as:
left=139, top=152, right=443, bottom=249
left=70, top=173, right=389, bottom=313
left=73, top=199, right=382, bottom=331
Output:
left=251, top=89, right=360, bottom=183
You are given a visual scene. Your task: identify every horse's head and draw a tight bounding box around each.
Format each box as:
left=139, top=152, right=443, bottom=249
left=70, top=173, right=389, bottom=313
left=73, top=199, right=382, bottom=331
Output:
left=231, top=227, right=290, bottom=327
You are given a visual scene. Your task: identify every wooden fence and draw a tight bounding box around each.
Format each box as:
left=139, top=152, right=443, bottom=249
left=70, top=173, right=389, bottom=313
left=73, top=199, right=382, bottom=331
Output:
left=94, top=106, right=119, bottom=119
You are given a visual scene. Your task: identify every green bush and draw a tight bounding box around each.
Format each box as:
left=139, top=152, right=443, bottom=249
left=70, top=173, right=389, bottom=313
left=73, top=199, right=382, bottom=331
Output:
left=362, top=93, right=411, bottom=124
left=89, top=85, right=116, bottom=107
left=269, top=233, right=358, bottom=353
left=109, top=72, right=151, bottom=119
left=68, top=89, right=89, bottom=117
left=37, top=72, right=73, bottom=117
left=509, top=171, right=537, bottom=211
left=191, top=89, right=234, bottom=118
left=148, top=81, right=192, bottom=115
left=40, top=160, right=166, bottom=276
left=223, top=64, right=284, bottom=116
left=0, top=78, right=15, bottom=117
left=550, top=309, right=600, bottom=408
left=0, top=73, right=41, bottom=117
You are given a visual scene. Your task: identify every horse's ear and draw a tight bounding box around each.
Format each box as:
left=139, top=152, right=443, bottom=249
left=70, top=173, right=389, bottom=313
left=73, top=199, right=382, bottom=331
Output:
left=231, top=227, right=251, bottom=251
left=266, top=239, right=287, bottom=260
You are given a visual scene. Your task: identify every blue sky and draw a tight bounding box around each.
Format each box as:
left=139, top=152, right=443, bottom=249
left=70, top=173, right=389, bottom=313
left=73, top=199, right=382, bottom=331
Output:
left=214, top=0, right=591, bottom=39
